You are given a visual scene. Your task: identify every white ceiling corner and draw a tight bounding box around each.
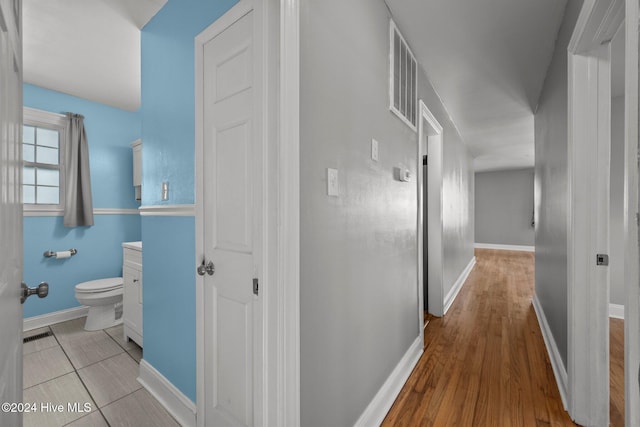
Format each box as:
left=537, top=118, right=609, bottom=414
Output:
left=386, top=0, right=568, bottom=172
left=23, top=0, right=167, bottom=112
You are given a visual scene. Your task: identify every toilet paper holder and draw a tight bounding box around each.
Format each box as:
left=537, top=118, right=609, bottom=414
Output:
left=43, top=248, right=78, bottom=258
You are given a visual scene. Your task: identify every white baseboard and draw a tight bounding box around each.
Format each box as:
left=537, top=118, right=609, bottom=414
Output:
left=353, top=337, right=423, bottom=427
left=475, top=243, right=535, bottom=252
left=138, top=359, right=196, bottom=427
left=443, top=257, right=476, bottom=315
left=532, top=295, right=568, bottom=410
left=609, top=303, right=624, bottom=319
left=23, top=306, right=89, bottom=332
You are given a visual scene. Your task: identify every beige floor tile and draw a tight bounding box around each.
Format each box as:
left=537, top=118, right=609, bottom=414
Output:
left=77, top=353, right=142, bottom=407
left=105, top=324, right=138, bottom=351
left=64, top=410, right=109, bottom=427
left=23, top=372, right=96, bottom=427
left=127, top=344, right=143, bottom=363
left=23, top=328, right=58, bottom=355
left=102, top=389, right=179, bottom=427
left=23, top=346, right=74, bottom=389
left=59, top=331, right=124, bottom=369
left=50, top=318, right=89, bottom=341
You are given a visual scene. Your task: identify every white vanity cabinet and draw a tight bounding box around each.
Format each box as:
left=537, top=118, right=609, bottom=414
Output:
left=123, top=241, right=143, bottom=347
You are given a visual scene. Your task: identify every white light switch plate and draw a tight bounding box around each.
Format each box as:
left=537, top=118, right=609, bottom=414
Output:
left=371, top=139, right=379, bottom=161
left=327, top=168, right=338, bottom=196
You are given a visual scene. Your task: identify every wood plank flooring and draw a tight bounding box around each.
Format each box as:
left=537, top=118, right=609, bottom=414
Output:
left=383, top=249, right=577, bottom=426
left=610, top=318, right=624, bottom=427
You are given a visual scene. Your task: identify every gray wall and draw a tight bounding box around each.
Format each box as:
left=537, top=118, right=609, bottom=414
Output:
left=475, top=168, right=535, bottom=246
left=534, top=0, right=582, bottom=368
left=610, top=95, right=625, bottom=305
left=299, top=0, right=474, bottom=425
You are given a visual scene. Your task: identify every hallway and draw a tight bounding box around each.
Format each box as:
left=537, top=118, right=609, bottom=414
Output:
left=382, top=249, right=576, bottom=426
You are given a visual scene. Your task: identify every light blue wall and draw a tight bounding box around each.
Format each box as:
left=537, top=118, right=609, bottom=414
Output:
left=23, top=216, right=141, bottom=317
left=23, top=84, right=142, bottom=318
left=141, top=216, right=196, bottom=401
left=140, top=0, right=238, bottom=402
left=141, top=0, right=238, bottom=206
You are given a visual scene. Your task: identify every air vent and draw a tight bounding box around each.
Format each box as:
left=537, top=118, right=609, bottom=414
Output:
left=390, top=20, right=418, bottom=131
left=23, top=330, right=52, bottom=343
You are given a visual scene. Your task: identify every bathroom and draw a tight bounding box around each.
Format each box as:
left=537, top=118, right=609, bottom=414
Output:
left=20, top=0, right=238, bottom=425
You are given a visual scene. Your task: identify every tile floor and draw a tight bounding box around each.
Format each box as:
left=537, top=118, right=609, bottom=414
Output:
left=23, top=318, right=179, bottom=427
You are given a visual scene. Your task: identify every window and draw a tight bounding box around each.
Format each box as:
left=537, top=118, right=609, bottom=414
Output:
left=23, top=107, right=66, bottom=213
left=390, top=20, right=418, bottom=131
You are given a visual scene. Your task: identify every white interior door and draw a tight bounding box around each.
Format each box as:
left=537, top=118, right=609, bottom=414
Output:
left=202, top=8, right=262, bottom=427
left=0, top=1, right=23, bottom=426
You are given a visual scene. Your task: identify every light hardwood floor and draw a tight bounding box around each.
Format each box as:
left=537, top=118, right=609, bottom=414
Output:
left=610, top=318, right=624, bottom=427
left=383, top=249, right=597, bottom=426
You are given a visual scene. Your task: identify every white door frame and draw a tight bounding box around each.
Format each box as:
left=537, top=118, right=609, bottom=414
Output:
left=195, top=0, right=301, bottom=425
left=417, top=100, right=444, bottom=333
left=567, top=0, right=623, bottom=424
left=624, top=0, right=640, bottom=424
left=278, top=0, right=301, bottom=425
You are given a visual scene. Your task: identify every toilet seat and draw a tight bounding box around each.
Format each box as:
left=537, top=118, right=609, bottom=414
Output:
left=75, top=277, right=123, bottom=293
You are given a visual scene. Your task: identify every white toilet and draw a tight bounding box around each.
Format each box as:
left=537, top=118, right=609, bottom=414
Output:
left=75, top=277, right=124, bottom=331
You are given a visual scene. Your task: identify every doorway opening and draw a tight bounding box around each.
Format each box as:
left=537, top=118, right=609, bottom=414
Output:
left=416, top=100, right=444, bottom=344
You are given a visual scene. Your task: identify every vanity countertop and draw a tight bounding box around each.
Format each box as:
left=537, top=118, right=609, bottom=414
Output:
left=122, top=241, right=142, bottom=251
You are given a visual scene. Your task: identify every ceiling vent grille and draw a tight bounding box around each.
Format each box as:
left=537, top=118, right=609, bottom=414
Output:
left=389, top=20, right=418, bottom=131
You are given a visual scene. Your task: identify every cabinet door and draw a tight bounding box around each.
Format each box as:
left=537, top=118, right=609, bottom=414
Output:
left=123, top=265, right=142, bottom=338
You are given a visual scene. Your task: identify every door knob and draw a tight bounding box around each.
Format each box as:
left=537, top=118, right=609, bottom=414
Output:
left=197, top=260, right=215, bottom=276
left=21, top=282, right=49, bottom=304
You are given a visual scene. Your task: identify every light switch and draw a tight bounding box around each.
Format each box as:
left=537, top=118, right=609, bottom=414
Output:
left=371, top=139, right=379, bottom=161
left=327, top=168, right=338, bottom=196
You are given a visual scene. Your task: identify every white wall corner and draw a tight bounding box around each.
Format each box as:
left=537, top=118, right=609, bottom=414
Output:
left=138, top=359, right=197, bottom=427
left=532, top=294, right=569, bottom=410
left=443, top=256, right=476, bottom=315
left=474, top=243, right=535, bottom=252
left=609, top=303, right=624, bottom=319
left=353, top=337, right=423, bottom=427
left=23, top=306, right=89, bottom=332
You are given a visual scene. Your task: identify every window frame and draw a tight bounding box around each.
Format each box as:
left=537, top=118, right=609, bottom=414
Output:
left=22, top=107, right=67, bottom=216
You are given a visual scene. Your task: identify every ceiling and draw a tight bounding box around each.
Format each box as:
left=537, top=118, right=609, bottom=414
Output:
left=23, top=0, right=166, bottom=112
left=386, top=0, right=568, bottom=172
left=24, top=0, right=576, bottom=168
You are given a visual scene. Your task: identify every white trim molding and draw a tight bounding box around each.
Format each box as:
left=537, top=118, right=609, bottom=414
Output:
left=609, top=303, right=624, bottom=319
left=624, top=0, right=640, bottom=423
left=23, top=306, right=89, bottom=332
left=417, top=100, right=445, bottom=323
left=24, top=207, right=140, bottom=217
left=139, top=204, right=195, bottom=217
left=138, top=360, right=196, bottom=427
left=443, top=256, right=476, bottom=315
left=474, top=243, right=535, bottom=252
left=532, top=294, right=569, bottom=410
left=280, top=0, right=301, bottom=425
left=567, top=1, right=621, bottom=424
left=353, top=337, right=423, bottom=427
left=93, top=208, right=139, bottom=215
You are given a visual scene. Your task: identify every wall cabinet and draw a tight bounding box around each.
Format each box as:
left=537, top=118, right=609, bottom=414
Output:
left=123, top=241, right=142, bottom=347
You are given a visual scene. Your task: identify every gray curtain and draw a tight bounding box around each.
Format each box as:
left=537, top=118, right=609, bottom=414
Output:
left=64, top=113, right=94, bottom=227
